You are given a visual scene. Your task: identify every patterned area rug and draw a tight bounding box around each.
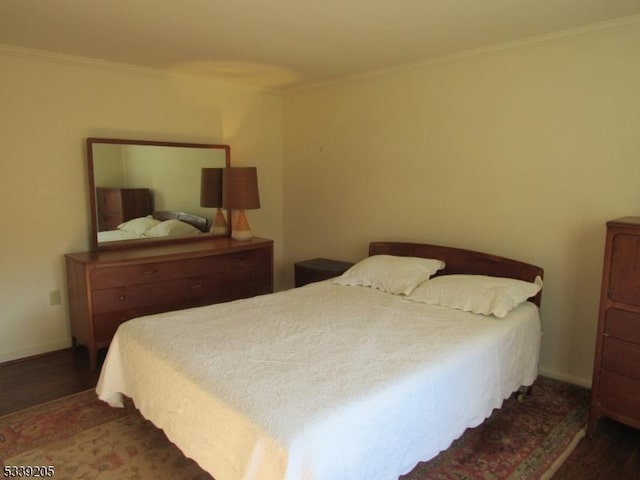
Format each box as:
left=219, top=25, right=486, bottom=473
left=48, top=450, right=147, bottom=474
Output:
left=401, top=376, right=589, bottom=480
left=0, top=376, right=588, bottom=480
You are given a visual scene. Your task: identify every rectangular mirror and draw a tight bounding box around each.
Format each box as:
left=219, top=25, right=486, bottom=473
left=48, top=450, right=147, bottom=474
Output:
left=88, top=138, right=230, bottom=250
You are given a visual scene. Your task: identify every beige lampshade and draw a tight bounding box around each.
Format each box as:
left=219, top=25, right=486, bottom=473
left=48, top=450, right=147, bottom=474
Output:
left=222, top=167, right=260, bottom=210
left=200, top=168, right=224, bottom=208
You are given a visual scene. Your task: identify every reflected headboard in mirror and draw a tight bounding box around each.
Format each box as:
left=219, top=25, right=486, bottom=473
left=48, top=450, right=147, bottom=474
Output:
left=87, top=138, right=230, bottom=251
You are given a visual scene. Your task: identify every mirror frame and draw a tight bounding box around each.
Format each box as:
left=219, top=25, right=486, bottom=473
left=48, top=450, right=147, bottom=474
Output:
left=87, top=137, right=231, bottom=251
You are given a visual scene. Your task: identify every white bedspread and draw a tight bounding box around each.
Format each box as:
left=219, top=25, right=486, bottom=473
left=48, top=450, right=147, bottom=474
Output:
left=96, top=229, right=142, bottom=243
left=97, top=281, right=541, bottom=480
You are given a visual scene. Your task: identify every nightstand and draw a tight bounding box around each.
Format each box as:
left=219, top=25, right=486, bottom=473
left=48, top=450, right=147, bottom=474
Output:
left=294, top=258, right=355, bottom=287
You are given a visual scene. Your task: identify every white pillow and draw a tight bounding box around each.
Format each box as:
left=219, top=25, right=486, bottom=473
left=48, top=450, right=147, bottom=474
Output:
left=147, top=219, right=201, bottom=237
left=117, top=216, right=160, bottom=236
left=332, top=254, right=445, bottom=295
left=406, top=274, right=543, bottom=318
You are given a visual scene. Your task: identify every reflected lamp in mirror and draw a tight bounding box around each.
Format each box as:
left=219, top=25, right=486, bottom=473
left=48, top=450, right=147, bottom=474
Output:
left=200, top=168, right=228, bottom=235
left=222, top=167, right=260, bottom=241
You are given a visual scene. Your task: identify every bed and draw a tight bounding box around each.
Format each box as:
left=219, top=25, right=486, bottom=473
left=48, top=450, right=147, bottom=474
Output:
left=97, top=210, right=209, bottom=243
left=96, top=241, right=544, bottom=480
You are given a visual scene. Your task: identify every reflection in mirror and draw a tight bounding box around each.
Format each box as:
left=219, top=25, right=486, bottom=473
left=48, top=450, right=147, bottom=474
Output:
left=88, top=138, right=230, bottom=250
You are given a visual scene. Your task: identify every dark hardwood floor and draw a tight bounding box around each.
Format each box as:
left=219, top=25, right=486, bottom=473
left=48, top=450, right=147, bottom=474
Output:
left=553, top=416, right=640, bottom=480
left=1, top=349, right=639, bottom=479
left=0, top=347, right=101, bottom=416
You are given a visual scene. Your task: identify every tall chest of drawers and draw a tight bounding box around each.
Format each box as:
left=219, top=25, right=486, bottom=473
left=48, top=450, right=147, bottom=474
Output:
left=96, top=187, right=151, bottom=231
left=65, top=237, right=273, bottom=369
left=589, top=218, right=640, bottom=433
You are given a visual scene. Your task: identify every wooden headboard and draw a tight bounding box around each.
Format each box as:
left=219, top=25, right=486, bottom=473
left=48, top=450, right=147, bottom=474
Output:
left=369, top=242, right=544, bottom=307
left=152, top=211, right=209, bottom=233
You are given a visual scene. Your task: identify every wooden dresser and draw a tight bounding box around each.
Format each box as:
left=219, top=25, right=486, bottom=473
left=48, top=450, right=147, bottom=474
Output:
left=65, top=237, right=273, bottom=369
left=96, top=187, right=151, bottom=231
left=589, top=217, right=640, bottom=433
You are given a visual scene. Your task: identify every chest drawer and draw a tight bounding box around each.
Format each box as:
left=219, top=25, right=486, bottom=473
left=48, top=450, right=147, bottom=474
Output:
left=96, top=188, right=150, bottom=232
left=100, top=190, right=123, bottom=214
left=100, top=215, right=123, bottom=232
left=589, top=219, right=640, bottom=434
left=602, top=336, right=640, bottom=380
left=608, top=233, right=640, bottom=305
left=597, top=371, right=640, bottom=423
left=605, top=309, right=640, bottom=344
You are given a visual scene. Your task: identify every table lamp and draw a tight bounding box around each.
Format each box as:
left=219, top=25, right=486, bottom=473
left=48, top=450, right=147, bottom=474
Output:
left=200, top=168, right=228, bottom=235
left=222, top=167, right=260, bottom=241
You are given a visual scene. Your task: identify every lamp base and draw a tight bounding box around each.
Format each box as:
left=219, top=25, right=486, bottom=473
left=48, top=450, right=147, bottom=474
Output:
left=231, top=229, right=253, bottom=241
left=231, top=210, right=253, bottom=241
left=209, top=208, right=228, bottom=236
left=211, top=226, right=228, bottom=235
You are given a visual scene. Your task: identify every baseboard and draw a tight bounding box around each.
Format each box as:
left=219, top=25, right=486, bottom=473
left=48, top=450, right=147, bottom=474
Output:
left=0, top=339, right=72, bottom=365
left=539, top=367, right=592, bottom=389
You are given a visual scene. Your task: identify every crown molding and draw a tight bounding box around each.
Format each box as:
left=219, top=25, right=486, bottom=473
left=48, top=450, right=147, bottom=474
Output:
left=289, top=13, right=640, bottom=93
left=0, top=43, right=282, bottom=96
left=441, top=12, right=640, bottom=62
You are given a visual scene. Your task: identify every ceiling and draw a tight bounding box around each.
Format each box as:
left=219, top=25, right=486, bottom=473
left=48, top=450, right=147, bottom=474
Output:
left=1, top=0, right=639, bottom=90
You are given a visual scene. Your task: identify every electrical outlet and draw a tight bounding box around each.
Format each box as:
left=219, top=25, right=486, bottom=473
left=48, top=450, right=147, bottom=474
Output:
left=49, top=289, right=62, bottom=306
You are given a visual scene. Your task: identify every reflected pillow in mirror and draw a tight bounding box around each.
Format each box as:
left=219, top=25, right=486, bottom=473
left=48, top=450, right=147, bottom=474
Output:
left=332, top=254, right=445, bottom=295
left=117, top=216, right=161, bottom=236
left=405, top=274, right=543, bottom=318
left=147, top=219, right=202, bottom=237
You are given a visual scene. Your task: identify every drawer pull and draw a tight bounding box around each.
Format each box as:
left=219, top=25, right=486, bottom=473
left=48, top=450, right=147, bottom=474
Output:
left=118, top=295, right=127, bottom=302
left=141, top=269, right=158, bottom=276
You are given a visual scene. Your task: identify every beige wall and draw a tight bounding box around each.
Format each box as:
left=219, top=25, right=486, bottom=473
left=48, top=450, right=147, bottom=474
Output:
left=0, top=48, right=284, bottom=362
left=283, top=23, right=640, bottom=386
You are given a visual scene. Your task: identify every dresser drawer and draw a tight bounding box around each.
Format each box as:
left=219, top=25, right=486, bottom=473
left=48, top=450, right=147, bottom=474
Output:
left=92, top=275, right=236, bottom=314
left=93, top=301, right=204, bottom=345
left=598, top=371, right=640, bottom=423
left=91, top=258, right=203, bottom=289
left=602, top=336, right=640, bottom=380
left=605, top=309, right=640, bottom=344
left=93, top=311, right=131, bottom=343
left=227, top=270, right=272, bottom=300
left=92, top=272, right=259, bottom=341
left=93, top=305, right=177, bottom=342
left=197, top=249, right=272, bottom=301
left=204, top=248, right=269, bottom=274
left=91, top=249, right=268, bottom=289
